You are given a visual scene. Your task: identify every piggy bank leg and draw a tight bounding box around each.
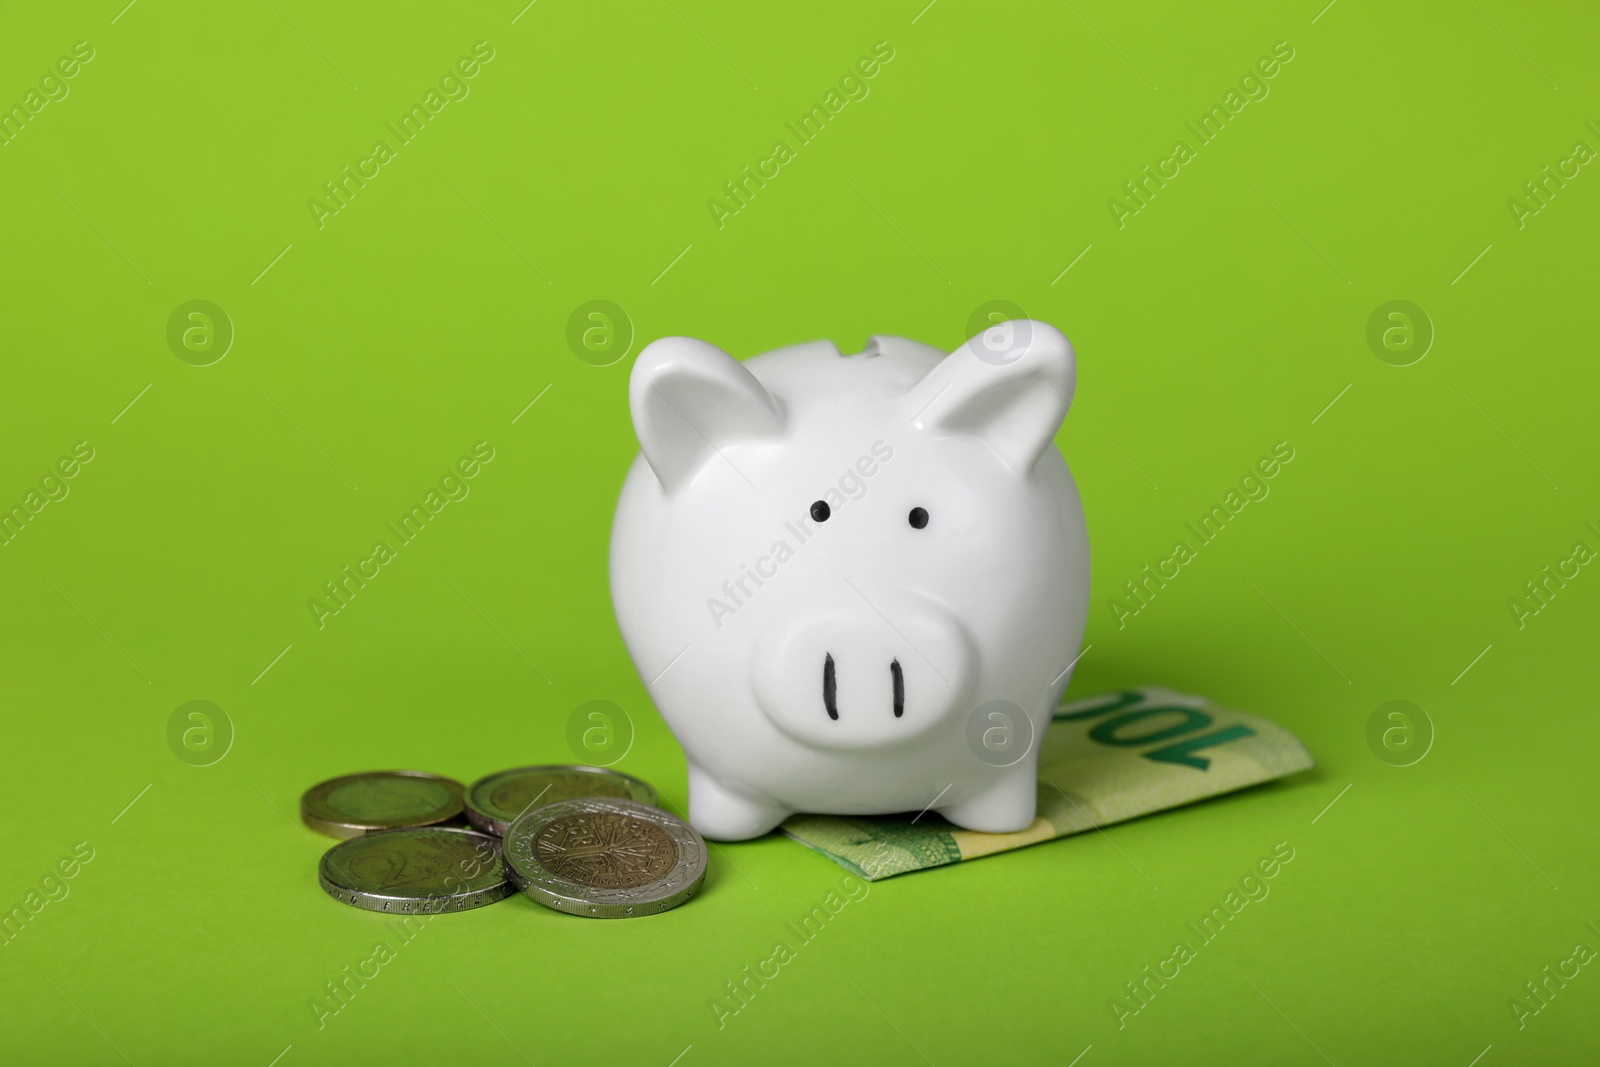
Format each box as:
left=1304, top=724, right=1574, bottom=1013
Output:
left=937, top=768, right=1038, bottom=833
left=686, top=764, right=791, bottom=841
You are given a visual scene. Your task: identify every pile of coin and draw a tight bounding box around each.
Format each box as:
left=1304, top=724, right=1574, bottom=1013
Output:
left=301, top=765, right=706, bottom=920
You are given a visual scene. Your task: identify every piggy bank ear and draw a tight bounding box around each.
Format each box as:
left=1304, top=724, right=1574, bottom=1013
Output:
left=906, top=320, right=1075, bottom=472
left=629, top=336, right=784, bottom=492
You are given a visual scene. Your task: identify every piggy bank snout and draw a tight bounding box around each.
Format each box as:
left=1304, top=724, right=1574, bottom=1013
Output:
left=753, top=606, right=974, bottom=752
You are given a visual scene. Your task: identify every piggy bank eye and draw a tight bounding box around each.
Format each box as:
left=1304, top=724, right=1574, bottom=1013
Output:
left=908, top=507, right=929, bottom=529
left=810, top=500, right=831, bottom=522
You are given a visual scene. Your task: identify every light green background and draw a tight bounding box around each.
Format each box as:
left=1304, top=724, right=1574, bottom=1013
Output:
left=2, top=1, right=1597, bottom=1063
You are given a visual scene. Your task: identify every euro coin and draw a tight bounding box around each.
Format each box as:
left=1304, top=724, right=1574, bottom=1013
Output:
left=318, top=827, right=512, bottom=914
left=301, top=770, right=464, bottom=839
left=503, top=798, right=705, bottom=919
left=464, top=765, right=658, bottom=836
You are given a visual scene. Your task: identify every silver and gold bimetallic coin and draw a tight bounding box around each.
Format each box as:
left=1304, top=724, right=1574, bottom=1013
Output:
left=318, top=826, right=512, bottom=914
left=464, top=765, right=657, bottom=836
left=300, top=770, right=465, bottom=840
left=502, top=798, right=705, bottom=918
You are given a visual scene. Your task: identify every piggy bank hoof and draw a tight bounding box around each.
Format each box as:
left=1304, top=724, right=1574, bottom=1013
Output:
left=687, top=766, right=791, bottom=841
left=937, top=774, right=1038, bottom=834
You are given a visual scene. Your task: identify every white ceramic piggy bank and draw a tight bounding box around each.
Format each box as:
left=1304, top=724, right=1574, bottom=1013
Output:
left=609, top=321, right=1089, bottom=840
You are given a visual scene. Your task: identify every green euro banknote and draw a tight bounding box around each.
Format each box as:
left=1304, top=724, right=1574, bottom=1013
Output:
left=781, top=687, right=1314, bottom=880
